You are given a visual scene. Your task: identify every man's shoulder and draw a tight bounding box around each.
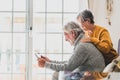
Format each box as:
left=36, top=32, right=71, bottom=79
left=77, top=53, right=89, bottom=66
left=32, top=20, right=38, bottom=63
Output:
left=76, top=42, right=95, bottom=49
left=78, top=42, right=102, bottom=54
left=78, top=42, right=94, bottom=46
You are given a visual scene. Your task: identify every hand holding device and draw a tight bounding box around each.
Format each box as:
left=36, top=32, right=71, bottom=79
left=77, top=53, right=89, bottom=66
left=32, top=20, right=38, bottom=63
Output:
left=35, top=52, right=41, bottom=58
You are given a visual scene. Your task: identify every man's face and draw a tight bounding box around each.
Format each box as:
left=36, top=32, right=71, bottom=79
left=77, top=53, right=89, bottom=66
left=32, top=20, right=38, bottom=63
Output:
left=64, top=31, right=75, bottom=46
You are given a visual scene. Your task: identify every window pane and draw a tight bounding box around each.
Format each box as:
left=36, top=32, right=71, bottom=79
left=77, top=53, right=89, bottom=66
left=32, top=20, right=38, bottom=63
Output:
left=0, top=74, right=11, bottom=80
left=32, top=74, right=45, bottom=80
left=33, top=0, right=45, bottom=12
left=46, top=74, right=52, bottom=80
left=46, top=54, right=62, bottom=73
left=47, top=14, right=62, bottom=32
left=13, top=74, right=26, bottom=80
left=64, top=0, right=79, bottom=12
left=13, top=54, right=26, bottom=73
left=46, top=34, right=62, bottom=53
left=47, top=0, right=62, bottom=12
left=33, top=13, right=45, bottom=32
left=63, top=36, right=73, bottom=53
left=63, top=54, right=72, bottom=61
left=0, top=33, right=12, bottom=52
left=0, top=0, right=12, bottom=11
left=33, top=33, right=45, bottom=53
left=0, top=13, right=12, bottom=32
left=79, top=0, right=88, bottom=11
left=13, top=13, right=26, bottom=32
left=13, top=33, right=26, bottom=52
left=0, top=53, right=12, bottom=73
left=47, top=54, right=62, bottom=61
left=14, top=0, right=26, bottom=11
left=64, top=13, right=77, bottom=25
left=46, top=68, right=55, bottom=74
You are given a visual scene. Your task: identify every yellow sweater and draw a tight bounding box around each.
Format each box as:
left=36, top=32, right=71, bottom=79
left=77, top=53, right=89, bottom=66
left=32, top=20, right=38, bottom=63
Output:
left=90, top=25, right=118, bottom=65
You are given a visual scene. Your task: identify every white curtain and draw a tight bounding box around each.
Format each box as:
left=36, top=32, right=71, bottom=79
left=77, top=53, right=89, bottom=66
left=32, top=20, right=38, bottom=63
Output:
left=87, top=0, right=107, bottom=25
left=88, top=0, right=101, bottom=21
left=79, top=0, right=89, bottom=12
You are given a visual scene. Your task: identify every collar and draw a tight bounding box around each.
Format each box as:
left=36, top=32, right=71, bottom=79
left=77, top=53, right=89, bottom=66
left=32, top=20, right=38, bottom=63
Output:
left=73, top=33, right=84, bottom=46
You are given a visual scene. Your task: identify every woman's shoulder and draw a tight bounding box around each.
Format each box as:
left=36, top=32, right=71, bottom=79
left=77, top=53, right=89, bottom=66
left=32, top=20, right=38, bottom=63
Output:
left=95, top=24, right=108, bottom=32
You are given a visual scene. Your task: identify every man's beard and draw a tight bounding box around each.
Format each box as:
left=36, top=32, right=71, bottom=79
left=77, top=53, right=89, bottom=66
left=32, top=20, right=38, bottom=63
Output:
left=69, top=40, right=74, bottom=46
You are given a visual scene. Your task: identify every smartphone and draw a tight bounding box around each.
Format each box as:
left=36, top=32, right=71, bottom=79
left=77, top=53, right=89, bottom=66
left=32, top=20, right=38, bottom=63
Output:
left=35, top=53, right=41, bottom=58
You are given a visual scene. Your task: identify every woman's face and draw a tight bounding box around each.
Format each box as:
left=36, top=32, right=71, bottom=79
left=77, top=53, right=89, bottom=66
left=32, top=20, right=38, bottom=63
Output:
left=77, top=17, right=90, bottom=31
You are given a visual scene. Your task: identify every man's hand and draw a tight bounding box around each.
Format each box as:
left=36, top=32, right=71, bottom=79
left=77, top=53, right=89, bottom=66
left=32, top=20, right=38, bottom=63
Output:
left=41, top=56, right=51, bottom=62
left=37, top=58, right=46, bottom=67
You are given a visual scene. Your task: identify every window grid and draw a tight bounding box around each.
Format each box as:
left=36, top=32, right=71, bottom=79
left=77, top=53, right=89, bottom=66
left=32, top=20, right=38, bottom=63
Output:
left=0, top=0, right=28, bottom=80
left=32, top=0, right=80, bottom=80
left=0, top=0, right=88, bottom=80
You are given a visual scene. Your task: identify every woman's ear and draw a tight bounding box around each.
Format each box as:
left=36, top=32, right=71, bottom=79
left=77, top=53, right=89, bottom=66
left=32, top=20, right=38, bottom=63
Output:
left=86, top=18, right=91, bottom=23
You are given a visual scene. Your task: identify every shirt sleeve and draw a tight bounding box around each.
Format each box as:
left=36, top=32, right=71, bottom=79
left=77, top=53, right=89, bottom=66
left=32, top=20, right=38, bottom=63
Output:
left=45, top=44, right=89, bottom=72
left=50, top=60, right=67, bottom=64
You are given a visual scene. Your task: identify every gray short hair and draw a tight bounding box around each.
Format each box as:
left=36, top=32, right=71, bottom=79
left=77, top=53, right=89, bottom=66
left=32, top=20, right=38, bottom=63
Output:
left=77, top=9, right=95, bottom=24
left=63, top=21, right=84, bottom=36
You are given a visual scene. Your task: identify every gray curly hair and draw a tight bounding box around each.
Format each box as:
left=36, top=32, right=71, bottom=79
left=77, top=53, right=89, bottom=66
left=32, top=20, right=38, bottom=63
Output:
left=63, top=21, right=84, bottom=37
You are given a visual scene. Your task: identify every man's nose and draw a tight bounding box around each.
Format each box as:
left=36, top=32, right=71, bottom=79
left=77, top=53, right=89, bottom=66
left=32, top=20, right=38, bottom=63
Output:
left=65, top=38, right=67, bottom=41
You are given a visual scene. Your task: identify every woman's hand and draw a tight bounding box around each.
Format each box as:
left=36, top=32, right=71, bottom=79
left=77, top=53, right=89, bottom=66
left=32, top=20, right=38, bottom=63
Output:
left=80, top=30, right=92, bottom=43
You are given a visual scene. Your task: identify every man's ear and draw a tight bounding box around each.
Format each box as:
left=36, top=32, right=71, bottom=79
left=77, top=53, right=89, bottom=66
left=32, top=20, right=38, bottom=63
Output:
left=71, top=30, right=76, bottom=37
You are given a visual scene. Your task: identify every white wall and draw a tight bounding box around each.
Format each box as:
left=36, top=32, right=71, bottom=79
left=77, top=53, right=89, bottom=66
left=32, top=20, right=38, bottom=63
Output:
left=90, top=0, right=120, bottom=50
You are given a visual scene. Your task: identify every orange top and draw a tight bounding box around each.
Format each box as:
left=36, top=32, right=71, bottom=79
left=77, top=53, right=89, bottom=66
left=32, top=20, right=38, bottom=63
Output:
left=90, top=25, right=118, bottom=65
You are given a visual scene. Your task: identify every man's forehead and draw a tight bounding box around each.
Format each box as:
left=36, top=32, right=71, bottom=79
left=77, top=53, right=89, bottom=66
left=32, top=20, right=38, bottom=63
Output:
left=64, top=31, right=68, bottom=34
left=63, top=30, right=69, bottom=33
left=64, top=31, right=71, bottom=35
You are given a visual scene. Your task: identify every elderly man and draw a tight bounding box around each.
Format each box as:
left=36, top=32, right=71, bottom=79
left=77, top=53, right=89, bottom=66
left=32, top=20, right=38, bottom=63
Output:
left=37, top=21, right=105, bottom=80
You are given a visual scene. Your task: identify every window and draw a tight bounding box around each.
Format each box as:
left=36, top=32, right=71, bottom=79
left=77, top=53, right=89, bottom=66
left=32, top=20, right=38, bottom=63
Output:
left=0, top=0, right=28, bottom=80
left=32, top=0, right=88, bottom=80
left=0, top=0, right=88, bottom=80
